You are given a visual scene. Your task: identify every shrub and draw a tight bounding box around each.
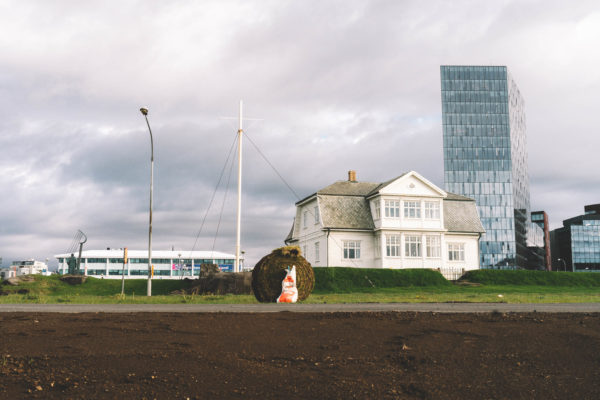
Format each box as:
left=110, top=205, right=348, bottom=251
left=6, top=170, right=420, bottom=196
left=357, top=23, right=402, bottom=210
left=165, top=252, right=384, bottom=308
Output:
left=461, top=269, right=600, bottom=286
left=313, top=267, right=451, bottom=293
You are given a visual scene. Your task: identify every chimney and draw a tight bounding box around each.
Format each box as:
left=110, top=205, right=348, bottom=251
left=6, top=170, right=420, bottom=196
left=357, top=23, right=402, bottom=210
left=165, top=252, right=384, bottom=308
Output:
left=348, top=170, right=357, bottom=182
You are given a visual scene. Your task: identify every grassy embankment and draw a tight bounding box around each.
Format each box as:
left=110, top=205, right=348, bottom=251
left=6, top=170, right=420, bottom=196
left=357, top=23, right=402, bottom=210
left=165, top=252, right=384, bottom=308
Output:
left=0, top=268, right=599, bottom=304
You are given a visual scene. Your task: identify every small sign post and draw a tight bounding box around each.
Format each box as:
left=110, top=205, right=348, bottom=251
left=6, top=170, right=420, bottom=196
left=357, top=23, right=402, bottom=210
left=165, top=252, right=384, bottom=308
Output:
left=121, top=248, right=128, bottom=296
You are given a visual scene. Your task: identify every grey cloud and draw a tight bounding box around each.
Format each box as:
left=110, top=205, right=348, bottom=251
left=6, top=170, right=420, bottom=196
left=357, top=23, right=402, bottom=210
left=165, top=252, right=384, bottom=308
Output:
left=0, top=0, right=599, bottom=268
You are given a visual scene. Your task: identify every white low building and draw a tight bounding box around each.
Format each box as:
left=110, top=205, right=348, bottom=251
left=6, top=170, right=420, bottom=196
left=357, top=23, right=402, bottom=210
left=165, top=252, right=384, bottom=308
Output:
left=0, top=259, right=51, bottom=279
left=285, top=170, right=484, bottom=274
left=54, top=249, right=240, bottom=279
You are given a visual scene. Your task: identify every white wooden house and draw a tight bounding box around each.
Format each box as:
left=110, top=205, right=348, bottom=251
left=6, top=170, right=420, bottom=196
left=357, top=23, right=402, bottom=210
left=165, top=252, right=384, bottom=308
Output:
left=285, top=170, right=484, bottom=272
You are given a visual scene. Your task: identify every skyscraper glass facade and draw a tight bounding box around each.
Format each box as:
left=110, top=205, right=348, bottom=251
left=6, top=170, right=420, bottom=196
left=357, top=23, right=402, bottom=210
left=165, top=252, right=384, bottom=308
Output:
left=551, top=205, right=600, bottom=272
left=441, top=65, right=538, bottom=268
left=571, top=220, right=600, bottom=271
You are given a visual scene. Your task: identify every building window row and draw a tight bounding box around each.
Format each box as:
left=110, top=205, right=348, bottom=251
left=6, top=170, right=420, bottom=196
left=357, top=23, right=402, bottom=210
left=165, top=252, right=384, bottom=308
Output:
left=308, top=237, right=468, bottom=263
left=382, top=200, right=440, bottom=220
left=384, top=235, right=463, bottom=261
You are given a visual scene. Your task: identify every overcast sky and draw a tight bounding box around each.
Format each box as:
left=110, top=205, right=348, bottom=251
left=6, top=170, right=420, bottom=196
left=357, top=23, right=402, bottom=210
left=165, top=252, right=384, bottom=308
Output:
left=1, top=0, right=599, bottom=268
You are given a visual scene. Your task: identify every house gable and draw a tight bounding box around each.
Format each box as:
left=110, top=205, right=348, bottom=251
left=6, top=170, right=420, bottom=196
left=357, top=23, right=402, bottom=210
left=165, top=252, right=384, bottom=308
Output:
left=375, top=171, right=446, bottom=198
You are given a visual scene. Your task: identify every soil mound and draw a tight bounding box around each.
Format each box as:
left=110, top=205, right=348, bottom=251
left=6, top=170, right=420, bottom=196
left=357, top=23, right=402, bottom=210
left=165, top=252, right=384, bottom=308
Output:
left=173, top=272, right=252, bottom=295
left=60, top=275, right=88, bottom=285
left=3, top=275, right=36, bottom=286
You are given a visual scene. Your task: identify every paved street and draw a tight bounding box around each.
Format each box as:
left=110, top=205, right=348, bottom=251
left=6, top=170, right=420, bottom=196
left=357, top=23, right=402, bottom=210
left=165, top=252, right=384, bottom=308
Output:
left=0, top=302, right=599, bottom=313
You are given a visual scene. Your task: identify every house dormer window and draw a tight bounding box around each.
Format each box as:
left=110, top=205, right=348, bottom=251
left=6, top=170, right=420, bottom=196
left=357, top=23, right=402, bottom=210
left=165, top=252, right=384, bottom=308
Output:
left=424, top=201, right=440, bottom=219
left=404, top=200, right=421, bottom=218
left=385, top=200, right=400, bottom=218
left=374, top=201, right=381, bottom=220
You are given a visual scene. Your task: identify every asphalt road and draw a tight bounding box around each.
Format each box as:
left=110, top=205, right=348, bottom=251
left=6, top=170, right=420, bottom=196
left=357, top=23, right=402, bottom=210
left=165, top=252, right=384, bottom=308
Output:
left=0, top=303, right=599, bottom=313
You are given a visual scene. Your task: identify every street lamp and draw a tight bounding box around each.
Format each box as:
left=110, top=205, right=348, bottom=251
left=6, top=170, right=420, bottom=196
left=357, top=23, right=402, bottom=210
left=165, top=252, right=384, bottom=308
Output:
left=140, top=107, right=154, bottom=296
left=557, top=258, right=567, bottom=272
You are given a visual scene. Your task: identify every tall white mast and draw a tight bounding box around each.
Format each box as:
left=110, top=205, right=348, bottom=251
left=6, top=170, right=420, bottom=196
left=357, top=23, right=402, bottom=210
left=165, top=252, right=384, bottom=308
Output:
left=235, top=100, right=243, bottom=273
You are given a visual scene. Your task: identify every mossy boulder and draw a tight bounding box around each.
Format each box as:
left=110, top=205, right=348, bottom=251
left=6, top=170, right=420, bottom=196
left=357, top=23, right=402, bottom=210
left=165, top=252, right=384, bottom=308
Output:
left=252, top=246, right=315, bottom=303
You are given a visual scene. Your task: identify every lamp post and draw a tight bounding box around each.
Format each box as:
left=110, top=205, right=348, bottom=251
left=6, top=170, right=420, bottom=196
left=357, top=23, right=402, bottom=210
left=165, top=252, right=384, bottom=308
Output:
left=140, top=107, right=154, bottom=296
left=557, top=258, right=567, bottom=272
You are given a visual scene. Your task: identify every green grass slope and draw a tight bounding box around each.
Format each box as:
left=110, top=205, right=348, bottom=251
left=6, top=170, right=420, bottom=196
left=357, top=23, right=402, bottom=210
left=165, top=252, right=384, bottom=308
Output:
left=1, top=275, right=194, bottom=296
left=461, top=269, right=600, bottom=287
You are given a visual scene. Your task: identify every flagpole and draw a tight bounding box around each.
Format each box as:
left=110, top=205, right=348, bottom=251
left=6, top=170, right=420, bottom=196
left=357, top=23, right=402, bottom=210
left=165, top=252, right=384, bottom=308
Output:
left=235, top=100, right=243, bottom=273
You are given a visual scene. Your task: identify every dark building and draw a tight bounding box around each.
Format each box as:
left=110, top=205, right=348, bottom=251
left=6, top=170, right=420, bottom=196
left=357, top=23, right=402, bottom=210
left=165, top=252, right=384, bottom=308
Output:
left=531, top=211, right=551, bottom=271
left=440, top=65, right=544, bottom=269
left=551, top=204, right=600, bottom=272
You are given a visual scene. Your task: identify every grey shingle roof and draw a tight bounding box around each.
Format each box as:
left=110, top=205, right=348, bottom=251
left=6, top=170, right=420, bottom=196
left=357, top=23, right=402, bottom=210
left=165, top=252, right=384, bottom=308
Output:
left=318, top=181, right=380, bottom=196
left=315, top=194, right=484, bottom=233
left=319, top=195, right=375, bottom=230
left=443, top=197, right=485, bottom=233
left=284, top=223, right=294, bottom=243
left=290, top=176, right=484, bottom=236
left=444, top=192, right=475, bottom=201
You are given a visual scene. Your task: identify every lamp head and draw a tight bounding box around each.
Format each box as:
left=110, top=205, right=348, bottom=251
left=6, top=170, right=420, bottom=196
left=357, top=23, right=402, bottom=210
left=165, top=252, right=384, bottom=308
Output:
left=140, top=107, right=149, bottom=116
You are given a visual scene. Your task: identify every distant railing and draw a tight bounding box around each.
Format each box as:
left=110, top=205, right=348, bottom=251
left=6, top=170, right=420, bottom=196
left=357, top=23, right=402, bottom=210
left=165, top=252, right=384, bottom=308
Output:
left=437, top=267, right=466, bottom=281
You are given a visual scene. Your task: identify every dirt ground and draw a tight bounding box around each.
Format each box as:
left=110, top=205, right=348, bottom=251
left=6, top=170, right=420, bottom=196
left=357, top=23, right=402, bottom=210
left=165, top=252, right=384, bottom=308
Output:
left=0, top=312, right=599, bottom=399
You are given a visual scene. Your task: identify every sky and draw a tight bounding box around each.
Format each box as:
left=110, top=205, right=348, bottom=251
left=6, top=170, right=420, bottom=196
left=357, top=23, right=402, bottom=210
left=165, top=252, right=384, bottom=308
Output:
left=1, top=0, right=599, bottom=269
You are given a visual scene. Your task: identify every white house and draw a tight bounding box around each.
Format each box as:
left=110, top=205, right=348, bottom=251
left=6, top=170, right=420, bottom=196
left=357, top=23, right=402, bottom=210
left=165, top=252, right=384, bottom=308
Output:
left=285, top=170, right=484, bottom=273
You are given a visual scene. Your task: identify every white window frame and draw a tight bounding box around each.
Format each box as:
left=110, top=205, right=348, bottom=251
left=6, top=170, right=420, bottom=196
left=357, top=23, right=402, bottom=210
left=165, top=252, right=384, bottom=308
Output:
left=404, top=200, right=421, bottom=219
left=343, top=241, right=361, bottom=259
left=386, top=235, right=401, bottom=257
left=314, top=242, right=320, bottom=262
left=373, top=201, right=381, bottom=220
left=314, top=206, right=320, bottom=224
left=448, top=243, right=465, bottom=261
left=405, top=235, right=422, bottom=258
left=384, top=200, right=400, bottom=218
left=303, top=211, right=308, bottom=228
left=426, top=235, right=441, bottom=258
left=424, top=201, right=440, bottom=219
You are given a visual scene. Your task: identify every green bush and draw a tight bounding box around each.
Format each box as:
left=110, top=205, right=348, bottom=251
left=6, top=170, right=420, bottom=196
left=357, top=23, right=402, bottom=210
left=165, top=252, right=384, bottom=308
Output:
left=313, top=267, right=451, bottom=293
left=461, top=269, right=600, bottom=286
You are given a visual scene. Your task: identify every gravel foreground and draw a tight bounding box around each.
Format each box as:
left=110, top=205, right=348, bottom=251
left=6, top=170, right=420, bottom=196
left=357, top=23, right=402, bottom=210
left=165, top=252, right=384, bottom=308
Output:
left=1, top=312, right=599, bottom=399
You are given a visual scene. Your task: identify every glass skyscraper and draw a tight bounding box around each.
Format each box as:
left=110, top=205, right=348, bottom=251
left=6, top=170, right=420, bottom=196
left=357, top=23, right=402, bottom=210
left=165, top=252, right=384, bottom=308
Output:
left=441, top=65, right=542, bottom=268
left=551, top=204, right=600, bottom=271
